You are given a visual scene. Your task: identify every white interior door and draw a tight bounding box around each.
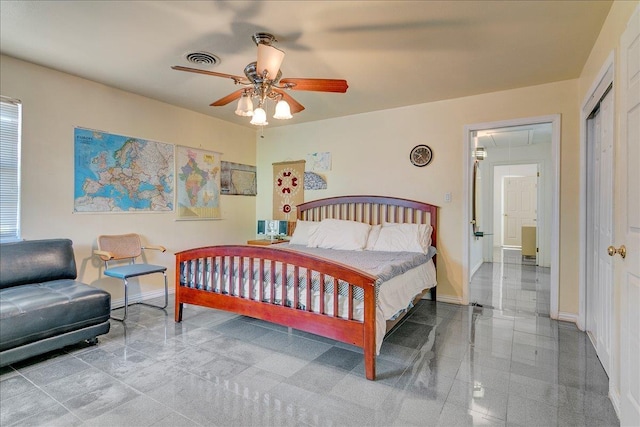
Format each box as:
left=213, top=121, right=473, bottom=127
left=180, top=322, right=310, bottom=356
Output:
left=618, top=6, right=640, bottom=425
left=503, top=175, right=537, bottom=247
left=586, top=87, right=614, bottom=376
left=586, top=107, right=599, bottom=348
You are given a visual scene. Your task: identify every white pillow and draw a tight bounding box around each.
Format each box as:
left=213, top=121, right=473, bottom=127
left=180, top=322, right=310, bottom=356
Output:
left=289, top=220, right=319, bottom=246
left=365, top=224, right=382, bottom=250
left=383, top=222, right=433, bottom=249
left=307, top=219, right=371, bottom=251
left=372, top=223, right=433, bottom=253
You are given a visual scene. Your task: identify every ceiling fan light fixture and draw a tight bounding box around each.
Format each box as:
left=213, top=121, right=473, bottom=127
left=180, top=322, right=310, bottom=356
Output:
left=257, top=43, right=285, bottom=80
left=250, top=107, right=268, bottom=125
left=273, top=100, right=292, bottom=120
left=235, top=93, right=254, bottom=116
left=173, top=32, right=348, bottom=127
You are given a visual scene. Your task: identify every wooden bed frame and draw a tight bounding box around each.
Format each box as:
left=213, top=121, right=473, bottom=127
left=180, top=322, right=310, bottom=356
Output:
left=174, top=195, right=437, bottom=380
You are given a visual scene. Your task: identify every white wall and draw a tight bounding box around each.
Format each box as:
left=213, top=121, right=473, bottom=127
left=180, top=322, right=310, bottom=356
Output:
left=0, top=55, right=257, bottom=305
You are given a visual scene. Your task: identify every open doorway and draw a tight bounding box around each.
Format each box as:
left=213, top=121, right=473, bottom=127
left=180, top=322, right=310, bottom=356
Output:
left=463, top=116, right=559, bottom=318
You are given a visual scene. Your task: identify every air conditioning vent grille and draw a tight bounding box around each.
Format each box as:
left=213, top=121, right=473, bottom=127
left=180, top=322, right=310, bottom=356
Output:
left=185, top=52, right=220, bottom=66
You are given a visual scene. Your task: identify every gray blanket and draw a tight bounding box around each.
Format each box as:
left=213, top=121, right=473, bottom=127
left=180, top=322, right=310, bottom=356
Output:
left=277, top=244, right=435, bottom=285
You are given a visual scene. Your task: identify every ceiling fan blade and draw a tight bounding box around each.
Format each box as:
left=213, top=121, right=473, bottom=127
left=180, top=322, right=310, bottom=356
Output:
left=171, top=65, right=249, bottom=84
left=210, top=89, right=245, bottom=107
left=279, top=78, right=348, bottom=93
left=272, top=89, right=305, bottom=114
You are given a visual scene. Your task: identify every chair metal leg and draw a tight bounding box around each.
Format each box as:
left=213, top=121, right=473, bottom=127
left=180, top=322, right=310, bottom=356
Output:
left=110, top=272, right=168, bottom=321
left=137, top=271, right=168, bottom=310
left=110, top=279, right=129, bottom=321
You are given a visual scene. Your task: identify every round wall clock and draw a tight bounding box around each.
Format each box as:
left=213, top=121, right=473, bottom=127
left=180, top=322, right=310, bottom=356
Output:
left=410, top=144, right=433, bottom=167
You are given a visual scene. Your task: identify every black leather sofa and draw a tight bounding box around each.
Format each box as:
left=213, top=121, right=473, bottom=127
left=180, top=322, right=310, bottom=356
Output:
left=0, top=239, right=111, bottom=367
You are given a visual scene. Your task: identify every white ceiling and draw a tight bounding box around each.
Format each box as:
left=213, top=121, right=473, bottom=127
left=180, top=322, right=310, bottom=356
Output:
left=0, top=1, right=612, bottom=129
left=477, top=123, right=553, bottom=148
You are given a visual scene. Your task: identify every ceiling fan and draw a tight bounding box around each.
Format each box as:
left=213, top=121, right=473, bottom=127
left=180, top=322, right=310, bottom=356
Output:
left=172, top=32, right=348, bottom=126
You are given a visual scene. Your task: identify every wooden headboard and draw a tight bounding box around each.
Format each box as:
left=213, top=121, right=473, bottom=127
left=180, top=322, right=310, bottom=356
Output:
left=296, top=195, right=438, bottom=249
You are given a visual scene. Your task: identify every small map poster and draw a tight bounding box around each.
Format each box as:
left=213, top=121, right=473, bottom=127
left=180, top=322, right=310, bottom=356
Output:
left=220, top=161, right=257, bottom=196
left=176, top=146, right=221, bottom=220
left=306, top=152, right=331, bottom=171
left=74, top=127, right=174, bottom=213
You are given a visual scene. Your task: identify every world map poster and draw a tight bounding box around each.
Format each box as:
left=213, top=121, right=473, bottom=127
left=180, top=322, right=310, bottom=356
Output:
left=176, top=146, right=221, bottom=220
left=74, top=128, right=174, bottom=213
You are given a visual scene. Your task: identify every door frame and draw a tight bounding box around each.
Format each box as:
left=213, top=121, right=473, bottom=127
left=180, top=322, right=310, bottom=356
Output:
left=462, top=115, right=560, bottom=318
left=578, top=52, right=614, bottom=331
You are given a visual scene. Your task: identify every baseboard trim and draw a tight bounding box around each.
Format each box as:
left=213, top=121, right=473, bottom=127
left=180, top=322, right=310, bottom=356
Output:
left=436, top=294, right=464, bottom=305
left=609, top=387, right=621, bottom=420
left=111, top=288, right=174, bottom=310
left=470, top=260, right=483, bottom=277
left=557, top=311, right=579, bottom=326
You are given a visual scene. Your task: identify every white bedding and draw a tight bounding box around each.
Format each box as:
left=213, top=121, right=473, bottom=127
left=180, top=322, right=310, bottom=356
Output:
left=374, top=259, right=436, bottom=353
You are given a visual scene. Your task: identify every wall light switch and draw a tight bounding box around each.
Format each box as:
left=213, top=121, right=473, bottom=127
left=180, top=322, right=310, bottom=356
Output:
left=444, top=192, right=452, bottom=203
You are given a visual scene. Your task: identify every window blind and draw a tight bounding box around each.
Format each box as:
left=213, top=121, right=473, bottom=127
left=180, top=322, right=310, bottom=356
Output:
left=0, top=96, right=21, bottom=242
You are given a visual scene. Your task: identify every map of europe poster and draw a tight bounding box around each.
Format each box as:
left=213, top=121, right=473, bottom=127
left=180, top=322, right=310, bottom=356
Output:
left=74, top=128, right=174, bottom=213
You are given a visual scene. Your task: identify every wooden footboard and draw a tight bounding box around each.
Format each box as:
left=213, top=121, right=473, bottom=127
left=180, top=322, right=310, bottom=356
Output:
left=175, top=245, right=380, bottom=380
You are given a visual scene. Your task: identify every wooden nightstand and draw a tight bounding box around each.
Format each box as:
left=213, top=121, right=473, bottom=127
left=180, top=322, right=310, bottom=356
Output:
left=247, top=239, right=289, bottom=246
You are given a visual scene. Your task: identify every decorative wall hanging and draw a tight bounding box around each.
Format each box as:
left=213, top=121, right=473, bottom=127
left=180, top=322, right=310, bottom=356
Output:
left=74, top=127, right=174, bottom=213
left=220, top=161, right=257, bottom=196
left=176, top=146, right=221, bottom=220
left=273, top=160, right=305, bottom=220
left=304, top=172, right=327, bottom=190
left=306, top=152, right=332, bottom=171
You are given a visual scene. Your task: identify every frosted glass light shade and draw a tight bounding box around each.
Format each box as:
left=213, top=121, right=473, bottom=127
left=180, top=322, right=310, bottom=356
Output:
left=273, top=100, right=292, bottom=119
left=257, top=44, right=285, bottom=79
left=250, top=107, right=268, bottom=125
left=235, top=94, right=254, bottom=116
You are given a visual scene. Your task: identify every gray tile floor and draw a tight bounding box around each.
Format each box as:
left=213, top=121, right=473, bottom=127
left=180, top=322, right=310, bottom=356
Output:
left=469, top=248, right=550, bottom=316
left=1, top=251, right=618, bottom=426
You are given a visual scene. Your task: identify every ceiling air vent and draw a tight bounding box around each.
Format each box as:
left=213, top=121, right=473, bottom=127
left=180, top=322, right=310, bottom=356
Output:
left=185, top=51, right=220, bottom=66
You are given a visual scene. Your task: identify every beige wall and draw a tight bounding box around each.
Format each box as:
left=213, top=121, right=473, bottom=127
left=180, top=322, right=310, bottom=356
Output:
left=256, top=79, right=580, bottom=310
left=0, top=55, right=257, bottom=304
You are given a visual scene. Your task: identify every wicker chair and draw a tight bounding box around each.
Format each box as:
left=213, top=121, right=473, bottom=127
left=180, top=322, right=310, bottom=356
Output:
left=95, top=233, right=168, bottom=321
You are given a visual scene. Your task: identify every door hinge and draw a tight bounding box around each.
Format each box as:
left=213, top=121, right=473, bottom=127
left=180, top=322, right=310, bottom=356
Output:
left=537, top=172, right=540, bottom=177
